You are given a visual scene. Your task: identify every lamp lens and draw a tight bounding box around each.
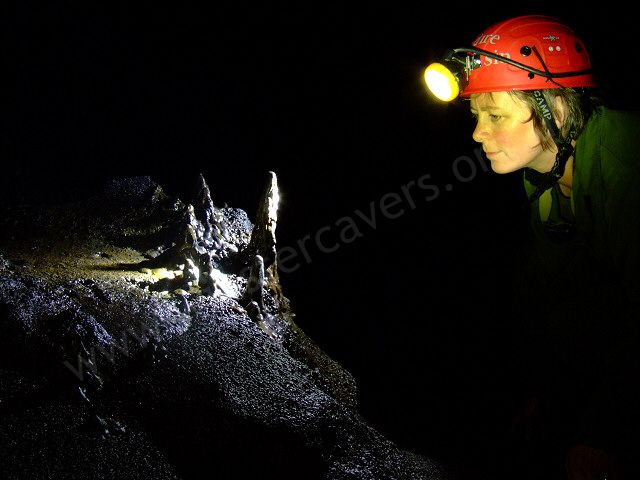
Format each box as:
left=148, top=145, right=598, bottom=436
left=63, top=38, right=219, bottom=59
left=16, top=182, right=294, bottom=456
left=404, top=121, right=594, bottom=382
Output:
left=424, top=63, right=460, bottom=101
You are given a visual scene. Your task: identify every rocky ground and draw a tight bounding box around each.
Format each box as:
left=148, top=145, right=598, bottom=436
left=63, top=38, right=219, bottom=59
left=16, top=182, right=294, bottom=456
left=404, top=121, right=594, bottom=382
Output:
left=0, top=174, right=451, bottom=479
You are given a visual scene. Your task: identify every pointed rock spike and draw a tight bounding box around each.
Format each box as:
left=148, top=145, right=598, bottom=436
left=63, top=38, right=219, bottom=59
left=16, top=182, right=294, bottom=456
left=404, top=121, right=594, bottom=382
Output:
left=241, top=254, right=265, bottom=311
left=247, top=171, right=279, bottom=268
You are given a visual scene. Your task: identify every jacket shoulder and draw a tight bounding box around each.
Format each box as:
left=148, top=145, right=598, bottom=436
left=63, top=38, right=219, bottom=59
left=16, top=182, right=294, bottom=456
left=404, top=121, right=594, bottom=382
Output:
left=588, top=107, right=640, bottom=170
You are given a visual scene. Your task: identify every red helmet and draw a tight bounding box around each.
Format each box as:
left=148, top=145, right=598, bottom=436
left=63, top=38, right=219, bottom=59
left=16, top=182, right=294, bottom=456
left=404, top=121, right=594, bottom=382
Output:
left=461, top=15, right=596, bottom=96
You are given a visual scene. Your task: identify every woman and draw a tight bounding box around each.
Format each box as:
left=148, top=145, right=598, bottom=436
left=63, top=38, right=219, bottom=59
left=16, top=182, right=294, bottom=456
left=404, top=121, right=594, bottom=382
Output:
left=425, top=15, right=640, bottom=479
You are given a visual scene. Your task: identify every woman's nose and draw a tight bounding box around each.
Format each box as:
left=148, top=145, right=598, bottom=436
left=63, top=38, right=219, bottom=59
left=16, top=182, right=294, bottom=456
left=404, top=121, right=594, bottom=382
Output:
left=472, top=121, right=488, bottom=144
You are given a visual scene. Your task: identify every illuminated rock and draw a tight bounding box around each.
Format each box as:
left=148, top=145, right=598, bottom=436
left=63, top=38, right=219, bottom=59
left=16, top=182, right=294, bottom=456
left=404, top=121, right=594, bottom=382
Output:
left=0, top=174, right=449, bottom=479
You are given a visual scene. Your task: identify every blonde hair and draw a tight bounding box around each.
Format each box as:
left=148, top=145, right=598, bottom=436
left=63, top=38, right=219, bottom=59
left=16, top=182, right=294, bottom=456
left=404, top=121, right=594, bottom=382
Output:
left=506, top=88, right=601, bottom=151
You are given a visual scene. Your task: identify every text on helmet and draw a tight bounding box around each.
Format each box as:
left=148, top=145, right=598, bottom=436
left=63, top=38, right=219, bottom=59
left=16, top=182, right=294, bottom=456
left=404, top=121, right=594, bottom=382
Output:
left=483, top=50, right=511, bottom=66
left=472, top=34, right=501, bottom=46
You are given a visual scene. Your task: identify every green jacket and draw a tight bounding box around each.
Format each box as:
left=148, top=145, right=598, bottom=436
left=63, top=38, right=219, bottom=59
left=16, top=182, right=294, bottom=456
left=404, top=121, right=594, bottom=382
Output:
left=525, top=106, right=640, bottom=299
left=520, top=106, right=640, bottom=454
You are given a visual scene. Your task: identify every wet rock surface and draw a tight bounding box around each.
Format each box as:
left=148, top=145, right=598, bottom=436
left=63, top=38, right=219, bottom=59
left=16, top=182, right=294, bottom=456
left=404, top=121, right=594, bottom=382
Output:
left=0, top=174, right=450, bottom=479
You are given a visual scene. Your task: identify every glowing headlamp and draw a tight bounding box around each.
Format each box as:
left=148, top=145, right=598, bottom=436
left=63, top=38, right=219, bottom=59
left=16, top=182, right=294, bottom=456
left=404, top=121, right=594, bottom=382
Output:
left=424, top=49, right=480, bottom=102
left=424, top=63, right=461, bottom=101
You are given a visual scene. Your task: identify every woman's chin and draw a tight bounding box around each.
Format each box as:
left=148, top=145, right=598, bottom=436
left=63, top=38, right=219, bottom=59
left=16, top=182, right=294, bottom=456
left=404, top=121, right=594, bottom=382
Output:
left=488, top=160, right=515, bottom=174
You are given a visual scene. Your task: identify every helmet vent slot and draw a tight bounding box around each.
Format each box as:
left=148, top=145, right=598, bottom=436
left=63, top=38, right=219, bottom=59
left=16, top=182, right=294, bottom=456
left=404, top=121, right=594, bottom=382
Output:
left=520, top=46, right=532, bottom=57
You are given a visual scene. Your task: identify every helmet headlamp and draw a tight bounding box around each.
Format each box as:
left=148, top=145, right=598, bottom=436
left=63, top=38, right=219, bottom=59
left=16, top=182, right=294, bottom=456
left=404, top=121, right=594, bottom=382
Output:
left=423, top=50, right=481, bottom=101
left=424, top=45, right=594, bottom=102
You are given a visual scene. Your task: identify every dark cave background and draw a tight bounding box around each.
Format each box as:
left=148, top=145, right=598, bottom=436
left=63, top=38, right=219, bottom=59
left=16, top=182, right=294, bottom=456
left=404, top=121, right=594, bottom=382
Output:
left=2, top=2, right=637, bottom=474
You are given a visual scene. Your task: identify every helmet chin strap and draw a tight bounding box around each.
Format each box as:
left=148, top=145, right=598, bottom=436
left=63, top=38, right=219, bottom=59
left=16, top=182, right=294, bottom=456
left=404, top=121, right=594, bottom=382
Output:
left=525, top=90, right=575, bottom=203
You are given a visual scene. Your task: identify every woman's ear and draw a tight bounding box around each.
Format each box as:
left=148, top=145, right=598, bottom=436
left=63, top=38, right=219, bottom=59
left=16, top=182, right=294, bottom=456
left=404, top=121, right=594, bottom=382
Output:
left=554, top=96, right=569, bottom=127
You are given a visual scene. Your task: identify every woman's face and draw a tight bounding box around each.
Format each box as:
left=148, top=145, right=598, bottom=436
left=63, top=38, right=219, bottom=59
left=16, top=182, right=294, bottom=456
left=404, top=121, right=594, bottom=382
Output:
left=470, top=91, right=557, bottom=174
